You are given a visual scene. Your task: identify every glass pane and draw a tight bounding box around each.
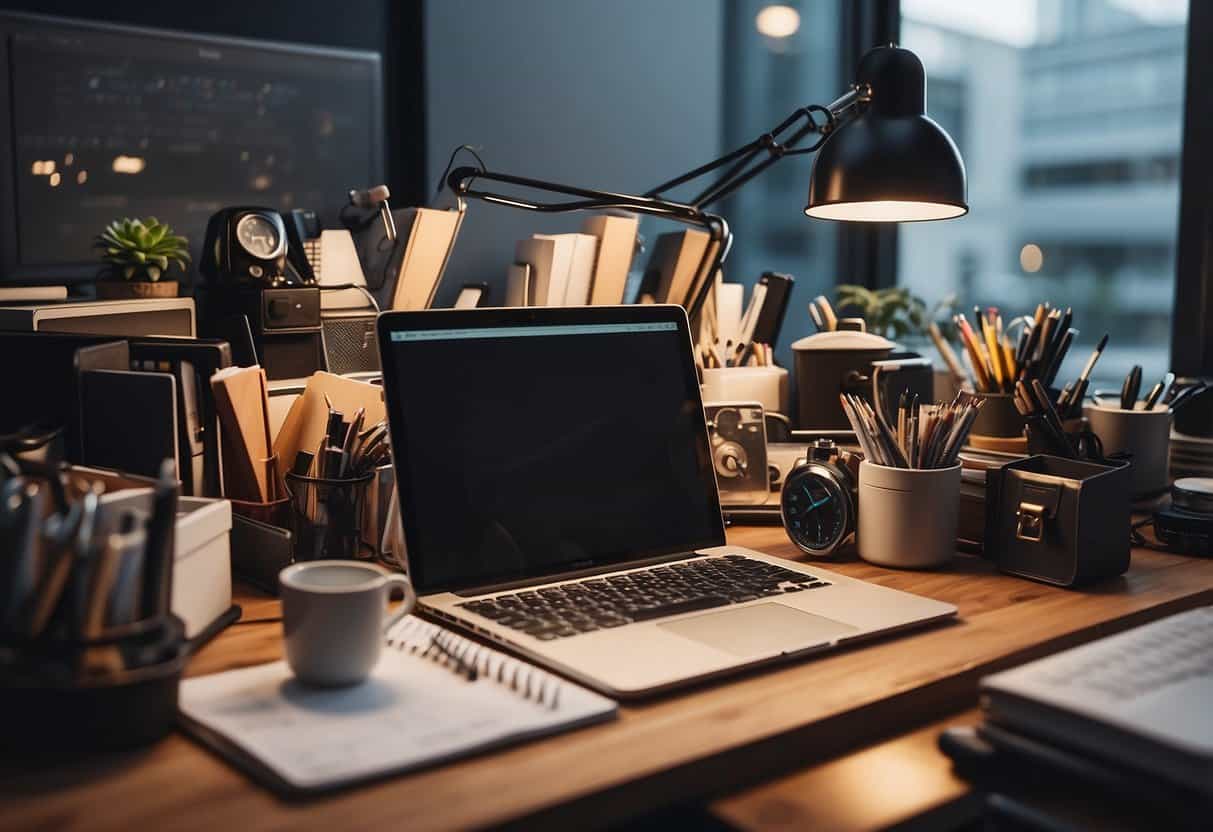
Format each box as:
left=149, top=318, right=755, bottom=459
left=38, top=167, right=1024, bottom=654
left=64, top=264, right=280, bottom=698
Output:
left=899, top=0, right=1188, bottom=389
left=723, top=1, right=841, bottom=367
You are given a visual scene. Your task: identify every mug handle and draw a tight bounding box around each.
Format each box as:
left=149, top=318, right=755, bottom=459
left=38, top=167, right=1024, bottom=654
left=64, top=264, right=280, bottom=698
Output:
left=382, top=573, right=418, bottom=632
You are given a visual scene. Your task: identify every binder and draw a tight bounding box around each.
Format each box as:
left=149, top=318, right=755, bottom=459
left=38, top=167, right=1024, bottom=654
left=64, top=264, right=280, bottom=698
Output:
left=389, top=206, right=465, bottom=310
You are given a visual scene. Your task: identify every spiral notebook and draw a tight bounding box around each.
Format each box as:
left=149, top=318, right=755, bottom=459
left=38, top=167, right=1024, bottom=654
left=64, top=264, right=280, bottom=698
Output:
left=178, top=617, right=619, bottom=795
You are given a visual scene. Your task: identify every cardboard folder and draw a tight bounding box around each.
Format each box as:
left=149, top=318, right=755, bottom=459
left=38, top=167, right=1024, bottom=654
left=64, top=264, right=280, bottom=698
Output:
left=211, top=366, right=275, bottom=503
left=272, top=372, right=386, bottom=484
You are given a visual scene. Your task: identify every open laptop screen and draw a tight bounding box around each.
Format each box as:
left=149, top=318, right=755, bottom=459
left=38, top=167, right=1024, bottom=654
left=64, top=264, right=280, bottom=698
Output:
left=377, top=306, right=725, bottom=594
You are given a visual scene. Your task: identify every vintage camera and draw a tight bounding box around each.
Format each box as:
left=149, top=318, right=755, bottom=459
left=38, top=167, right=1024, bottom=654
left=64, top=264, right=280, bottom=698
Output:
left=704, top=401, right=769, bottom=506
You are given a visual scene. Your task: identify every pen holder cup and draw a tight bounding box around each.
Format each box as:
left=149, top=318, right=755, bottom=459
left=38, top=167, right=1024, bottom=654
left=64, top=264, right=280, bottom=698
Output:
left=985, top=455, right=1130, bottom=587
left=857, top=462, right=961, bottom=569
left=701, top=366, right=788, bottom=415
left=1084, top=403, right=1172, bottom=497
left=968, top=393, right=1027, bottom=453
left=285, top=471, right=375, bottom=562
left=229, top=460, right=291, bottom=527
left=0, top=614, right=187, bottom=750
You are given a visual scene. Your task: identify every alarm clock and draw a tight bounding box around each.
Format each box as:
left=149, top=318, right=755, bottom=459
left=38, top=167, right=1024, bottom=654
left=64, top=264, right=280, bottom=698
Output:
left=780, top=438, right=860, bottom=557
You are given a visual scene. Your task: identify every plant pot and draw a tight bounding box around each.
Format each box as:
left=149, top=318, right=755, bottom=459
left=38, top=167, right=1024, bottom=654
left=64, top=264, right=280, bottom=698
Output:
left=95, top=280, right=179, bottom=299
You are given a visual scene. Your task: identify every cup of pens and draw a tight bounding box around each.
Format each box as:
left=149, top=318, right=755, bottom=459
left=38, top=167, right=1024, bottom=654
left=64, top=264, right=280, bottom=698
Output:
left=286, top=470, right=376, bottom=561
left=840, top=391, right=980, bottom=569
left=284, top=398, right=392, bottom=562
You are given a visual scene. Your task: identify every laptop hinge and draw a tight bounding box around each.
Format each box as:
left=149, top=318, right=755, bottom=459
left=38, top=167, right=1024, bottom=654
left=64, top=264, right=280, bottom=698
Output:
left=451, top=550, right=714, bottom=597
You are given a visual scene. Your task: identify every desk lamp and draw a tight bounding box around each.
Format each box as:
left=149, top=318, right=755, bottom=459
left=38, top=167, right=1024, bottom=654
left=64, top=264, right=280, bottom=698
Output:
left=446, top=44, right=967, bottom=318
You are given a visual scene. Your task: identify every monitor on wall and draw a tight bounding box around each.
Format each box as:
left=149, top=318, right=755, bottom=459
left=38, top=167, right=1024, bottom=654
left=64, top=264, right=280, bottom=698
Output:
left=0, top=12, right=384, bottom=286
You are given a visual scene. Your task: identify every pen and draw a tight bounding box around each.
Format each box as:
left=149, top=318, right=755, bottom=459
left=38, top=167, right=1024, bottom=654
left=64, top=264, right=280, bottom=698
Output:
left=140, top=459, right=178, bottom=620
left=1166, top=381, right=1207, bottom=413
left=1142, top=372, right=1174, bottom=411
left=341, top=407, right=366, bottom=477
left=808, top=302, right=825, bottom=333
left=1041, top=327, right=1075, bottom=388
left=1057, top=333, right=1108, bottom=417
left=1120, top=365, right=1143, bottom=410
left=813, top=295, right=838, bottom=331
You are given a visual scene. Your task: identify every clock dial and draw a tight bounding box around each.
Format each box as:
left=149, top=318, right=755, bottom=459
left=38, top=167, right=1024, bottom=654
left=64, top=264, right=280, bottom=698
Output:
left=235, top=213, right=281, bottom=259
left=780, top=463, right=852, bottom=556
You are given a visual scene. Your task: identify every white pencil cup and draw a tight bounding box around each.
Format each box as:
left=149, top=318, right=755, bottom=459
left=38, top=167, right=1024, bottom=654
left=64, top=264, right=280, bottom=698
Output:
left=857, top=461, right=961, bottom=569
left=701, top=366, right=788, bottom=415
left=1084, top=402, right=1172, bottom=496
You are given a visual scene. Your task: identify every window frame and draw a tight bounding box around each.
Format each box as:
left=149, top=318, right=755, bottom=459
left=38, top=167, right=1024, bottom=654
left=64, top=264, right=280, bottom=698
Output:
left=837, top=0, right=901, bottom=290
left=1171, top=0, right=1208, bottom=375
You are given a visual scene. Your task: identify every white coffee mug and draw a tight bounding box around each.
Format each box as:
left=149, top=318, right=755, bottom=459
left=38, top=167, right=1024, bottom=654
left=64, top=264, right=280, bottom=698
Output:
left=279, top=560, right=417, bottom=687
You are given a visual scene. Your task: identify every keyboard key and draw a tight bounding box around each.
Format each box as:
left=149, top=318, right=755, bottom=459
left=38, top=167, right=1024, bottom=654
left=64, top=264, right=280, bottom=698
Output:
left=623, top=595, right=731, bottom=621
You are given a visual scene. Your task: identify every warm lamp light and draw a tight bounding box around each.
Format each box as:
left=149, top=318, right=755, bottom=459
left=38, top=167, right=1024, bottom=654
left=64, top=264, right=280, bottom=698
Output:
left=805, top=46, right=967, bottom=222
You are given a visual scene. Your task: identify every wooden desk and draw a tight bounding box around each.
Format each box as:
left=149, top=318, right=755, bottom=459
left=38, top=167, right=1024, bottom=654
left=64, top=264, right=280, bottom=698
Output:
left=711, top=710, right=982, bottom=832
left=5, top=527, right=1213, bottom=832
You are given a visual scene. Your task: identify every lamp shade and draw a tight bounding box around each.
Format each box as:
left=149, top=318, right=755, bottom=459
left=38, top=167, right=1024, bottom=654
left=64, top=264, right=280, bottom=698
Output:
left=806, top=45, right=967, bottom=222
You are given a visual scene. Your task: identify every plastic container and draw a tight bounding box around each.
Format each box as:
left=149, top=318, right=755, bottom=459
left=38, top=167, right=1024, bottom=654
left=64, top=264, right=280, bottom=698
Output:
left=173, top=497, right=233, bottom=639
left=701, top=366, right=789, bottom=415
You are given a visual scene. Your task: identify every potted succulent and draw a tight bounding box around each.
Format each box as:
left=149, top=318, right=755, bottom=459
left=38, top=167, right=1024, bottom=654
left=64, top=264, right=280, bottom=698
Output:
left=93, top=217, right=190, bottom=299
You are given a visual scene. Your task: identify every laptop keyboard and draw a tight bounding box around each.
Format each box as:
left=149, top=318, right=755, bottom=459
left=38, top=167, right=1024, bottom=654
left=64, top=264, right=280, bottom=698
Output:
left=454, top=554, right=832, bottom=641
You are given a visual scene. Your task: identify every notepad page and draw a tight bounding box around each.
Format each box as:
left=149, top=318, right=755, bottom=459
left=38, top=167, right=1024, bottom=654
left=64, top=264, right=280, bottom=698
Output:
left=179, top=618, right=618, bottom=791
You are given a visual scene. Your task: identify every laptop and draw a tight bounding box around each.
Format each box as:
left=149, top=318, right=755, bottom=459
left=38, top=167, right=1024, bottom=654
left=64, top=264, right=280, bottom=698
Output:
left=376, top=305, right=956, bottom=698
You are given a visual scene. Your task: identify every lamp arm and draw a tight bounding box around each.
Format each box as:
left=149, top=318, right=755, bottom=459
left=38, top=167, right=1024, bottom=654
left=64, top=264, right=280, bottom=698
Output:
left=446, top=166, right=712, bottom=223
left=646, top=84, right=871, bottom=210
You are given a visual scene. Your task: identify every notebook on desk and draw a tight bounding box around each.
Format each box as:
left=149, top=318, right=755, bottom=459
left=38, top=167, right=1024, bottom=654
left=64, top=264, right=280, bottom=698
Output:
left=179, top=616, right=617, bottom=796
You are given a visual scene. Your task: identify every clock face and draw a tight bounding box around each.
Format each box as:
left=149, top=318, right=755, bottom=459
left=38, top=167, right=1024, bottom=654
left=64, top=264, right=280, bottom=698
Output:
left=235, top=213, right=282, bottom=259
left=780, top=463, right=852, bottom=556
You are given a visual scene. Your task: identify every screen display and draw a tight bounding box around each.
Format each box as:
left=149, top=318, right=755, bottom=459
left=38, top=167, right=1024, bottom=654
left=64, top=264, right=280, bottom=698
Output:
left=380, top=311, right=725, bottom=594
left=7, top=21, right=378, bottom=272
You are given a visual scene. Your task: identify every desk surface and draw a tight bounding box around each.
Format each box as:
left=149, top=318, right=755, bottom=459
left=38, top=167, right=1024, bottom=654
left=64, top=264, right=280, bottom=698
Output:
left=5, top=527, right=1213, bottom=832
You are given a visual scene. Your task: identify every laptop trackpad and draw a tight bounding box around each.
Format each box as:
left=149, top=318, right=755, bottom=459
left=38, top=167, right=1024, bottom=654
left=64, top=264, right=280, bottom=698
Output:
left=658, top=603, right=860, bottom=658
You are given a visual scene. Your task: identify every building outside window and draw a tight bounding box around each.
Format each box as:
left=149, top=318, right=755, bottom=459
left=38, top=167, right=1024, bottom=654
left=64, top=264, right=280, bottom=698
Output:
left=899, top=0, right=1189, bottom=384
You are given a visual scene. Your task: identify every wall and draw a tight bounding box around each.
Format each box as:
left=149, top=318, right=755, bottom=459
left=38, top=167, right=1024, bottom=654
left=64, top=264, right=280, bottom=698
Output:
left=424, top=0, right=724, bottom=304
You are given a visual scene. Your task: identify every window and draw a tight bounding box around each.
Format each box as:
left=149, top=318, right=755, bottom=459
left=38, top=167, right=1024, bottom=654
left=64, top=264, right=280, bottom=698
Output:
left=723, top=1, right=843, bottom=365
left=897, top=0, right=1188, bottom=385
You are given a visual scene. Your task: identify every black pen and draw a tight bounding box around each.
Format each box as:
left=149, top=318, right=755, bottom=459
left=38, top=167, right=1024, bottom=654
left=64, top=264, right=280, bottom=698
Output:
left=1120, top=365, right=1143, bottom=410
left=1142, top=372, right=1175, bottom=411
left=140, top=459, right=178, bottom=620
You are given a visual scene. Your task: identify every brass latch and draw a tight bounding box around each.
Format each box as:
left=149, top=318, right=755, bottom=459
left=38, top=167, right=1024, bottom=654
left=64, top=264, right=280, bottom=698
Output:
left=1016, top=502, right=1047, bottom=542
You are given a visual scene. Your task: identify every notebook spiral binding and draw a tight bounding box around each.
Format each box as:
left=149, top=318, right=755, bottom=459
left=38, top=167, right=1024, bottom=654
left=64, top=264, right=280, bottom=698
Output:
left=386, top=617, right=562, bottom=710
